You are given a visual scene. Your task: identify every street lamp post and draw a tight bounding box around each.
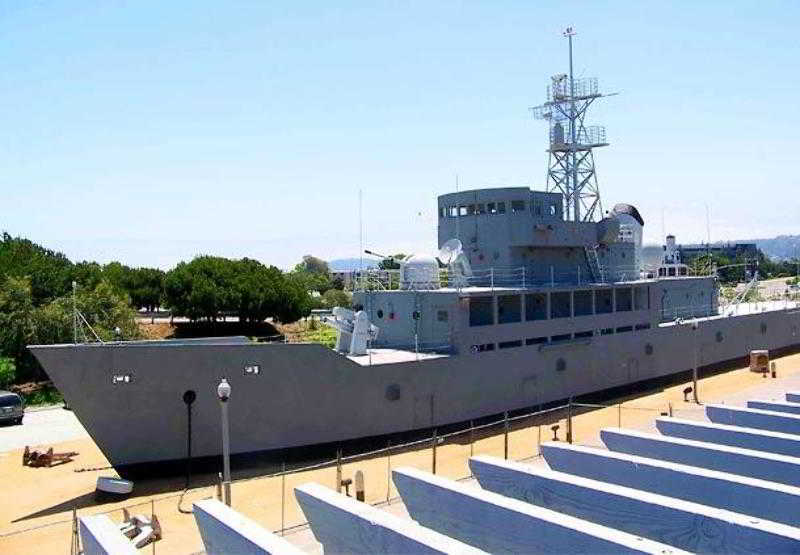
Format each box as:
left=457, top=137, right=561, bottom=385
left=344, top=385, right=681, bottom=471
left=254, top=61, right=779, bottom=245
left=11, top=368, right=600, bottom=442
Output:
left=691, top=321, right=699, bottom=404
left=217, top=378, right=232, bottom=506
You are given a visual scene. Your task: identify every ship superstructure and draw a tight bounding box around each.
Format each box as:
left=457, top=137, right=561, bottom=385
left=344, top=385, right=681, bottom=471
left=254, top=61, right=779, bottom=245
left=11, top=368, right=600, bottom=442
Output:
left=28, top=31, right=800, bottom=474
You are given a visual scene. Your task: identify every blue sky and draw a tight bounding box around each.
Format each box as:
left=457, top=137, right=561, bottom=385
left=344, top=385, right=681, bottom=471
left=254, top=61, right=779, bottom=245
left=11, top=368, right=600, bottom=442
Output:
left=2, top=2, right=798, bottom=269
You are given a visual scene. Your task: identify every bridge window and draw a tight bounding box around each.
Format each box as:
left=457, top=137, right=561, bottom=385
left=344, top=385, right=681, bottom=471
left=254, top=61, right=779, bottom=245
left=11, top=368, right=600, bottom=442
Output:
left=497, top=202, right=506, bottom=214
left=550, top=292, right=571, bottom=318
left=601, top=328, right=614, bottom=335
left=525, top=293, right=547, bottom=320
left=511, top=200, right=526, bottom=213
left=574, top=290, right=593, bottom=316
left=526, top=336, right=548, bottom=345
left=469, top=297, right=494, bottom=327
left=596, top=289, right=613, bottom=314
left=475, top=203, right=485, bottom=215
left=668, top=267, right=676, bottom=277
left=499, top=340, right=522, bottom=349
left=466, top=204, right=476, bottom=215
left=616, top=326, right=633, bottom=333
left=574, top=330, right=594, bottom=339
left=679, top=267, right=688, bottom=276
left=458, top=205, right=468, bottom=216
left=552, top=333, right=572, bottom=342
left=498, top=295, right=521, bottom=324
left=616, top=287, right=633, bottom=312
left=448, top=206, right=458, bottom=217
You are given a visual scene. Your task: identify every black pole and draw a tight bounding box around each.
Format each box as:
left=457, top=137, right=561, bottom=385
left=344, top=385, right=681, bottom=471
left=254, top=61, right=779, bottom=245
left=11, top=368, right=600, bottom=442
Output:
left=183, top=390, right=196, bottom=490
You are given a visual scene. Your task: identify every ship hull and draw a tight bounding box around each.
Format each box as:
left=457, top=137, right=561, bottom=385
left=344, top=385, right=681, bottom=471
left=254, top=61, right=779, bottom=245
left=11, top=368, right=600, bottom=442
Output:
left=29, top=306, right=800, bottom=473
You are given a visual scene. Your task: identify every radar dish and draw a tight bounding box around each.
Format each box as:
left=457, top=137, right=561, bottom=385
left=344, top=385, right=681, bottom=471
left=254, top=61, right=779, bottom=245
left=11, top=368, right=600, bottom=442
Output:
left=438, top=239, right=463, bottom=265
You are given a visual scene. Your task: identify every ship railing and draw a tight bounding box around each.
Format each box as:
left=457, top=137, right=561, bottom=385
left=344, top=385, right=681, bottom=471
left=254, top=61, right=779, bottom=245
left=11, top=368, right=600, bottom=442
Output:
left=352, top=264, right=644, bottom=292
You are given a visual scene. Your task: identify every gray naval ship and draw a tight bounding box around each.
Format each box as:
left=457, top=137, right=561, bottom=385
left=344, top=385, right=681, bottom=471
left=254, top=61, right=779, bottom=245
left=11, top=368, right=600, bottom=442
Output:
left=28, top=33, right=800, bottom=473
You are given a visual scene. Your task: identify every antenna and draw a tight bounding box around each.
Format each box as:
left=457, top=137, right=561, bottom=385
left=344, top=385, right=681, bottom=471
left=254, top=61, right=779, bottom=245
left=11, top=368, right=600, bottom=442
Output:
left=358, top=189, right=363, bottom=276
left=531, top=27, right=615, bottom=222
left=455, top=174, right=460, bottom=244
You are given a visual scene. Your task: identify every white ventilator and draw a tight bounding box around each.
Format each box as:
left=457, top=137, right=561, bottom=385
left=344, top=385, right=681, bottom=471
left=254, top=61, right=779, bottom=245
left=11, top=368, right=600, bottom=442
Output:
left=438, top=239, right=473, bottom=287
left=324, top=307, right=379, bottom=356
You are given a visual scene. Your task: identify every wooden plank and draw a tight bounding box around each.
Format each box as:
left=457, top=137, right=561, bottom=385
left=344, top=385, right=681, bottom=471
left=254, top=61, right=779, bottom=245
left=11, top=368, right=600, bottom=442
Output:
left=193, top=499, right=303, bottom=555
left=294, top=483, right=485, bottom=554
left=786, top=392, right=800, bottom=403
left=656, top=417, right=800, bottom=458
left=541, top=442, right=800, bottom=527
left=601, top=427, right=800, bottom=487
left=392, top=466, right=688, bottom=554
left=79, top=515, right=138, bottom=555
left=469, top=455, right=800, bottom=553
left=706, top=403, right=800, bottom=435
left=748, top=399, right=800, bottom=415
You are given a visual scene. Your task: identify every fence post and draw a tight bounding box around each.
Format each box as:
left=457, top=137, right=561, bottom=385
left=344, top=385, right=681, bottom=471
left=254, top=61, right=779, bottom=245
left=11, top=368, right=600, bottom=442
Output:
left=566, top=398, right=573, bottom=444
left=537, top=425, right=542, bottom=456
left=216, top=472, right=223, bottom=501
left=668, top=402, right=673, bottom=417
left=281, top=461, right=286, bottom=535
left=469, top=420, right=474, bottom=459
left=386, top=440, right=392, bottom=503
left=617, top=403, right=622, bottom=427
left=432, top=429, right=438, bottom=474
left=355, top=470, right=365, bottom=502
left=336, top=448, right=342, bottom=493
left=522, top=267, right=526, bottom=288
left=490, top=268, right=495, bottom=290
left=504, top=411, right=510, bottom=459
left=70, top=506, right=79, bottom=555
left=550, top=266, right=555, bottom=287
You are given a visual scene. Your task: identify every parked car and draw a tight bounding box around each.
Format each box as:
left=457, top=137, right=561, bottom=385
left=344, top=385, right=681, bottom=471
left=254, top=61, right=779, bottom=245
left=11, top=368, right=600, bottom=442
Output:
left=0, top=390, right=24, bottom=425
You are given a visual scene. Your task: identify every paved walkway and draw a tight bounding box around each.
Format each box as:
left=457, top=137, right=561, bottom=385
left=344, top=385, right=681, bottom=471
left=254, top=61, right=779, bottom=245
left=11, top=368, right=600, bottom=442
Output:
left=0, top=405, right=88, bottom=453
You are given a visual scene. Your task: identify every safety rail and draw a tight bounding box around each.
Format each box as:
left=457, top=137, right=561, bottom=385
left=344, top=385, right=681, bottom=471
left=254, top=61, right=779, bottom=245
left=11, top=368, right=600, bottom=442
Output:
left=351, top=264, right=642, bottom=292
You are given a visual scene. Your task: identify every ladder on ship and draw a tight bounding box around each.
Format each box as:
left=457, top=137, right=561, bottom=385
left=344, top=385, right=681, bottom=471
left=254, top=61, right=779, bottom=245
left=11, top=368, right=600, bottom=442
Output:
left=584, top=246, right=605, bottom=284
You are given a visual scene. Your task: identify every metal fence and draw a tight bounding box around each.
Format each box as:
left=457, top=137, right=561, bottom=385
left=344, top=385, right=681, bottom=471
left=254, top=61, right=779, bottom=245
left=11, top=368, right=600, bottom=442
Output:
left=0, top=398, right=708, bottom=553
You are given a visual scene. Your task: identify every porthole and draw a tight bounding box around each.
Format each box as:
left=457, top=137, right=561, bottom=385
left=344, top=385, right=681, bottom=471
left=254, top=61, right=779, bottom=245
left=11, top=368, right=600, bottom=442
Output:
left=385, top=384, right=401, bottom=401
left=556, top=358, right=567, bottom=372
left=716, top=331, right=724, bottom=343
left=412, top=310, right=421, bottom=320
left=761, top=322, right=768, bottom=334
left=377, top=309, right=384, bottom=319
left=645, top=343, right=654, bottom=356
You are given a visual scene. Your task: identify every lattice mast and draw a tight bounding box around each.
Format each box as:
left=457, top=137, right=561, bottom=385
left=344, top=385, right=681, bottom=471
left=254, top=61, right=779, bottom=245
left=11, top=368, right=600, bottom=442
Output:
left=532, top=27, right=614, bottom=222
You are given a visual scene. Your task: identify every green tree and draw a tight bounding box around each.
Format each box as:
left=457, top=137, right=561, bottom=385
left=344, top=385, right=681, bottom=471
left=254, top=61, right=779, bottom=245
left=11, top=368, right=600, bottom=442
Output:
left=0, top=357, right=15, bottom=388
left=322, top=289, right=351, bottom=309
left=0, top=233, right=73, bottom=304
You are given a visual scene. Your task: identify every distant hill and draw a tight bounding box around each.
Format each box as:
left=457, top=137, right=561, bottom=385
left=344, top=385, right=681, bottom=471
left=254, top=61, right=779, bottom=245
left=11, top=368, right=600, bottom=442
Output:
left=328, top=258, right=377, bottom=272
left=641, top=235, right=800, bottom=264
left=752, top=235, right=800, bottom=260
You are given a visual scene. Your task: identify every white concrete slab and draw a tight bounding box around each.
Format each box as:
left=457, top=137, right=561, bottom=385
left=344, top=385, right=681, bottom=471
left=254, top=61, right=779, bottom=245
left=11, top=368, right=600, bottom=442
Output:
left=706, top=403, right=800, bottom=435
left=392, top=467, right=688, bottom=554
left=541, top=442, right=800, bottom=527
left=601, top=427, right=800, bottom=487
left=787, top=391, right=800, bottom=403
left=294, top=483, right=484, bottom=554
left=469, top=455, right=800, bottom=553
left=193, top=499, right=303, bottom=555
left=79, top=515, right=137, bottom=555
left=656, top=417, right=800, bottom=458
left=748, top=399, right=800, bottom=415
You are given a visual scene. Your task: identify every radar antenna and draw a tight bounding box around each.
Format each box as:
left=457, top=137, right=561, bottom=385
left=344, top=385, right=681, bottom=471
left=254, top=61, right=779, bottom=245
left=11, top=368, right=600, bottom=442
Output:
left=531, top=27, right=616, bottom=222
left=438, top=238, right=472, bottom=287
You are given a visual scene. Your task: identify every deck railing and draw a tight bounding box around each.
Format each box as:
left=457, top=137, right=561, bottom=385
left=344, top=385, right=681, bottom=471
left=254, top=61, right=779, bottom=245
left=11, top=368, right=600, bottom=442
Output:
left=350, top=264, right=642, bottom=292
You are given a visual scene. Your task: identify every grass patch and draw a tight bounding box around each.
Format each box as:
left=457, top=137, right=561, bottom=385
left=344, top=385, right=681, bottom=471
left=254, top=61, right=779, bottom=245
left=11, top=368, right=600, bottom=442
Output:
left=280, top=320, right=337, bottom=348
left=23, top=385, right=64, bottom=407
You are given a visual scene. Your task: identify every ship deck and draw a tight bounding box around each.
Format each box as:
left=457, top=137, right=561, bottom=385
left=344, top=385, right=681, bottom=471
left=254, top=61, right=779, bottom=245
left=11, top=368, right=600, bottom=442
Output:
left=346, top=348, right=450, bottom=365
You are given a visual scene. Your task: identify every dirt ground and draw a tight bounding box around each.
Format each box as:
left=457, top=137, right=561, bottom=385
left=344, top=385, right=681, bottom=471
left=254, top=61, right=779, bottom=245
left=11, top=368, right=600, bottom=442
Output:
left=3, top=352, right=800, bottom=553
